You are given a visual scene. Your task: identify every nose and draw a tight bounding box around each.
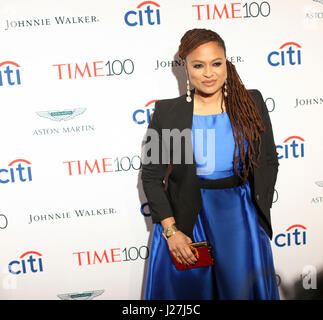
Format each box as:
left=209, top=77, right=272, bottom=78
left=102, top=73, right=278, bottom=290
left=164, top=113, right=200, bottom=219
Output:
left=203, top=65, right=213, bottom=78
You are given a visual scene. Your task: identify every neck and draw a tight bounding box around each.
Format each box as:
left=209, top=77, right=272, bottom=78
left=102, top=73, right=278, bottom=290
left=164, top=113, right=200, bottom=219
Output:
left=194, top=89, right=223, bottom=106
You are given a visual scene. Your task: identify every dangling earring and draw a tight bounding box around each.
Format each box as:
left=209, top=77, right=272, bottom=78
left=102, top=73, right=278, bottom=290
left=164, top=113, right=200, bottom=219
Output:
left=223, top=80, right=228, bottom=97
left=186, top=79, right=192, bottom=103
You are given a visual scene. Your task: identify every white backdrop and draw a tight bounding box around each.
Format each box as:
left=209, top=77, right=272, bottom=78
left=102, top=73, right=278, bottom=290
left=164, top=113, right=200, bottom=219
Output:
left=0, top=0, right=322, bottom=300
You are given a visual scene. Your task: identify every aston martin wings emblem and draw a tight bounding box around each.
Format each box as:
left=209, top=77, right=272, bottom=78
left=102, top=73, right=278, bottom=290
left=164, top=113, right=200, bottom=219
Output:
left=315, top=181, right=323, bottom=187
left=36, top=108, right=86, bottom=121
left=57, top=289, right=104, bottom=300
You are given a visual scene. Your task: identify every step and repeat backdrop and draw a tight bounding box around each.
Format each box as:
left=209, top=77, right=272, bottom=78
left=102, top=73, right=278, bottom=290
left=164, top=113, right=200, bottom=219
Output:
left=0, top=0, right=322, bottom=300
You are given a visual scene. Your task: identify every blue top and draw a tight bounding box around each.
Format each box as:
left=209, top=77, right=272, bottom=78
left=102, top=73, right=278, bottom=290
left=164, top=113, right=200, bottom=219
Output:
left=191, top=112, right=247, bottom=180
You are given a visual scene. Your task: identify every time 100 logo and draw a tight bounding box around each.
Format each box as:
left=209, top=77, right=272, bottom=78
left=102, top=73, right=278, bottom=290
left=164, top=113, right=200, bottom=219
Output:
left=73, top=246, right=149, bottom=266
left=52, top=59, right=134, bottom=80
left=63, top=155, right=142, bottom=176
left=106, top=59, right=134, bottom=76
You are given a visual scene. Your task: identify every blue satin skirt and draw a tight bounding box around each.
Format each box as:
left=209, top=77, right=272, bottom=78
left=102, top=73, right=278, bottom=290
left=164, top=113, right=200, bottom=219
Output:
left=144, top=180, right=280, bottom=300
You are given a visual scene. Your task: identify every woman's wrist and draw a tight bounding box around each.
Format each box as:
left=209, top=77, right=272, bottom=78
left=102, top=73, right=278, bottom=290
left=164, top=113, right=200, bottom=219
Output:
left=161, top=217, right=176, bottom=229
left=162, top=223, right=179, bottom=240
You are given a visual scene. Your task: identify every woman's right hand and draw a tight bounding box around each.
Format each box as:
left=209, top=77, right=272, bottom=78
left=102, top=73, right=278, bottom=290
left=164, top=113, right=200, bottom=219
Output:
left=167, top=231, right=198, bottom=266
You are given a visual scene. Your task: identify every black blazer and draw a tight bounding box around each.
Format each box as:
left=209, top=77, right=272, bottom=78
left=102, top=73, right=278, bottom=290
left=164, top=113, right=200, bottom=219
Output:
left=141, top=89, right=279, bottom=240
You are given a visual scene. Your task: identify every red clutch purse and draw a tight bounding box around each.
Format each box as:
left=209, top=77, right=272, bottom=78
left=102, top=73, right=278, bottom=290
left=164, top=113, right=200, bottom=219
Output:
left=170, top=241, right=214, bottom=270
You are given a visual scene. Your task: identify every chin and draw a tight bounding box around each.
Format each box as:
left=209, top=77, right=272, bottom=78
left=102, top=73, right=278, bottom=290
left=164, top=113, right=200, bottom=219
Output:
left=196, top=87, right=219, bottom=96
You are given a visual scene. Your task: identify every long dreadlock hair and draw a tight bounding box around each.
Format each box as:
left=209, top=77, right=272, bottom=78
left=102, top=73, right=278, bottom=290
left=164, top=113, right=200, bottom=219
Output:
left=178, top=28, right=265, bottom=182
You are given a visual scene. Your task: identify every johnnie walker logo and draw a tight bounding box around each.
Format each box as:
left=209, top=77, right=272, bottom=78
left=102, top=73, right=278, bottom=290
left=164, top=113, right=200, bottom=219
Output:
left=3, top=16, right=100, bottom=31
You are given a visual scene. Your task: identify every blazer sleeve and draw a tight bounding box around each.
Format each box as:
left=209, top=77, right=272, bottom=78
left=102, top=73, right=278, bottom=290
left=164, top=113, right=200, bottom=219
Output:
left=141, top=101, right=174, bottom=223
left=254, top=89, right=279, bottom=208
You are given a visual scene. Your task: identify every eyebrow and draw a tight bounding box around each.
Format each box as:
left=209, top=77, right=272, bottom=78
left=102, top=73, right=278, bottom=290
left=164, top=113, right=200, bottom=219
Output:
left=191, top=58, right=223, bottom=63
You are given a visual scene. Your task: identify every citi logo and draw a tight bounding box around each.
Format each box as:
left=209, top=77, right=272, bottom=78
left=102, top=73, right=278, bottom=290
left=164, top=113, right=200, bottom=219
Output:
left=8, top=251, right=44, bottom=275
left=276, top=136, right=305, bottom=160
left=0, top=159, right=32, bottom=184
left=124, top=1, right=161, bottom=27
left=0, top=61, right=21, bottom=86
left=268, top=42, right=302, bottom=67
left=133, top=99, right=157, bottom=125
left=274, top=225, right=307, bottom=247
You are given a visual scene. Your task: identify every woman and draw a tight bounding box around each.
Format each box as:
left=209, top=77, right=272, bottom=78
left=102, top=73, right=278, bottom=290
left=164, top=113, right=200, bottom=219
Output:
left=141, top=28, right=280, bottom=300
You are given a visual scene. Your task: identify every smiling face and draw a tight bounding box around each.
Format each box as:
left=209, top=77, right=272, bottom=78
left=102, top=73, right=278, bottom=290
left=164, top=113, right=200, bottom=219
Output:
left=185, top=41, right=227, bottom=97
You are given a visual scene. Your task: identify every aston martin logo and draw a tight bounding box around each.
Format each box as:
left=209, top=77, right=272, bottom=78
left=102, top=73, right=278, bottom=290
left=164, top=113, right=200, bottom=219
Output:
left=36, top=108, right=86, bottom=121
left=315, top=181, right=323, bottom=187
left=57, top=289, right=104, bottom=300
